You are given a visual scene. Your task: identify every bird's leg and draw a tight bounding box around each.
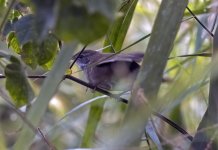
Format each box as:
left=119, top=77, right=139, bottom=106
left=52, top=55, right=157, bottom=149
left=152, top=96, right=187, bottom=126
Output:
left=117, top=90, right=131, bottom=97
left=88, top=83, right=100, bottom=93
left=92, top=85, right=98, bottom=93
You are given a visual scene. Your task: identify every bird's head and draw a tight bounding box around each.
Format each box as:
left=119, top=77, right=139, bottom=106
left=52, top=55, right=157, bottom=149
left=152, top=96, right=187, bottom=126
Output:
left=72, top=50, right=100, bottom=69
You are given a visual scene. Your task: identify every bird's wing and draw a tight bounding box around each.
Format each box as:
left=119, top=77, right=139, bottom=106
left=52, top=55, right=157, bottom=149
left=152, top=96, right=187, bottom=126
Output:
left=97, top=53, right=144, bottom=66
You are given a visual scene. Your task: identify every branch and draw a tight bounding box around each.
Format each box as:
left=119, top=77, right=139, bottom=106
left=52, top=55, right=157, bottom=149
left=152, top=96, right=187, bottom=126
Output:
left=0, top=74, right=193, bottom=141
left=186, top=6, right=214, bottom=37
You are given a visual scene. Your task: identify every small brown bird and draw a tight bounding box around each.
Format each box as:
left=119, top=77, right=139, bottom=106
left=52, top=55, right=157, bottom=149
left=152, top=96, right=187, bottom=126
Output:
left=73, top=50, right=144, bottom=91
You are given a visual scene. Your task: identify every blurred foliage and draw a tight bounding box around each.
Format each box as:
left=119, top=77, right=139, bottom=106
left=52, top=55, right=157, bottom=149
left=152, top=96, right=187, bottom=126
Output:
left=104, top=0, right=138, bottom=52
left=0, top=0, right=216, bottom=149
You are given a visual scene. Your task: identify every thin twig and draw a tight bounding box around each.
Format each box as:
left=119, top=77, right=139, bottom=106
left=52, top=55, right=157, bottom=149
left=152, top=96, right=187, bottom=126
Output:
left=0, top=74, right=193, bottom=141
left=37, top=128, right=56, bottom=150
left=168, top=52, right=212, bottom=59
left=144, top=131, right=152, bottom=150
left=182, top=16, right=194, bottom=22
left=0, top=88, right=37, bottom=132
left=65, top=75, right=192, bottom=142
left=205, top=130, right=218, bottom=150
left=70, top=45, right=87, bottom=69
left=153, top=112, right=193, bottom=141
left=105, top=34, right=116, bottom=52
left=64, top=75, right=129, bottom=104
left=186, top=6, right=214, bottom=37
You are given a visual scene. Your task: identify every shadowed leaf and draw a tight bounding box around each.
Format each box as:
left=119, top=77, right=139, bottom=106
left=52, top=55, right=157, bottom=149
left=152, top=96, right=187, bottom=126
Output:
left=21, top=34, right=59, bottom=69
left=21, top=42, right=38, bottom=69
left=56, top=4, right=111, bottom=44
left=4, top=56, right=34, bottom=107
left=37, top=34, right=60, bottom=69
left=87, top=0, right=119, bottom=20
left=14, top=14, right=38, bottom=45
left=31, top=0, right=58, bottom=40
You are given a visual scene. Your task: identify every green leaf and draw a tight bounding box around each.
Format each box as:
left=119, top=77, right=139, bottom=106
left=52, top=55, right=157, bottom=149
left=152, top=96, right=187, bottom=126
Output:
left=86, top=0, right=120, bottom=20
left=104, top=0, right=138, bottom=52
left=55, top=4, right=111, bottom=44
left=37, top=35, right=60, bottom=70
left=28, top=0, right=120, bottom=44
left=8, top=10, right=20, bottom=20
left=0, top=0, right=6, bottom=7
left=4, top=56, right=34, bottom=107
left=21, top=34, right=59, bottom=69
left=31, top=0, right=58, bottom=40
left=37, top=34, right=59, bottom=66
left=21, top=42, right=38, bottom=69
left=7, top=32, right=22, bottom=54
left=8, top=14, right=60, bottom=69
left=81, top=100, right=105, bottom=147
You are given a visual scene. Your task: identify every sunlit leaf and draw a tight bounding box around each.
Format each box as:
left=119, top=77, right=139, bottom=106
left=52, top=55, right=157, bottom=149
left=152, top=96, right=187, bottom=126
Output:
left=104, top=0, right=138, bottom=52
left=5, top=56, right=34, bottom=107
left=7, top=32, right=22, bottom=54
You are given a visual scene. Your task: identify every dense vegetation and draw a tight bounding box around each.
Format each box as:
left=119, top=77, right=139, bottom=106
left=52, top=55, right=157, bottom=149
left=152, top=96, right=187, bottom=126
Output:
left=0, top=0, right=217, bottom=149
